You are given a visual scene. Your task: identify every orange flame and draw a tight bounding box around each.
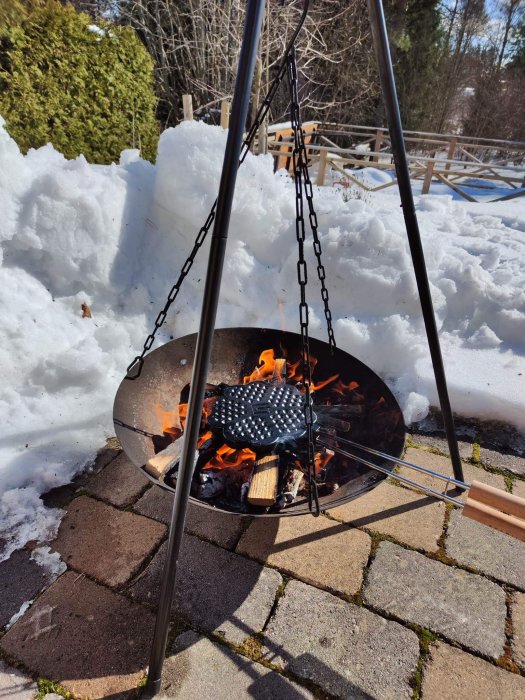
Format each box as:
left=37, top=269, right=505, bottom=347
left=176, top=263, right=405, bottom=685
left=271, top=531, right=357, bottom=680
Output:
left=243, top=349, right=286, bottom=384
left=154, top=404, right=182, bottom=439
left=202, top=444, right=256, bottom=471
left=284, top=355, right=339, bottom=392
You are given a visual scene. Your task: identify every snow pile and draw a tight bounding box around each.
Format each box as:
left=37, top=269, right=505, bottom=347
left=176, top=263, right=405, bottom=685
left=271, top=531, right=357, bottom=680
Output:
left=1, top=117, right=525, bottom=558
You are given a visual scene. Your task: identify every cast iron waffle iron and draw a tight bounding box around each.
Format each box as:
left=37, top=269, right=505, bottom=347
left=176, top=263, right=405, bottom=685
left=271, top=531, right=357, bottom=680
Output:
left=207, top=381, right=316, bottom=449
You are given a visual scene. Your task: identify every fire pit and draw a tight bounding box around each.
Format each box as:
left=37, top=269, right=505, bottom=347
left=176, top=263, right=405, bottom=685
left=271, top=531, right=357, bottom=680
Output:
left=113, top=327, right=405, bottom=516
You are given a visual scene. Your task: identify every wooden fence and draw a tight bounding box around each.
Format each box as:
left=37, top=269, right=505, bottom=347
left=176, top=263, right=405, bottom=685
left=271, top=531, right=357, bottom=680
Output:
left=180, top=96, right=525, bottom=202
left=267, top=122, right=525, bottom=202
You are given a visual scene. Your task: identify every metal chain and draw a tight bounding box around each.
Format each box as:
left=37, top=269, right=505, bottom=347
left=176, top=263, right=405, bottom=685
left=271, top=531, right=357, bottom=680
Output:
left=287, top=48, right=319, bottom=516
left=296, top=113, right=336, bottom=353
left=126, top=60, right=289, bottom=379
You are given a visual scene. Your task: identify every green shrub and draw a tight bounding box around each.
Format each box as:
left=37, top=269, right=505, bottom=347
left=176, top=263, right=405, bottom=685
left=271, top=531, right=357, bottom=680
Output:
left=0, top=1, right=159, bottom=162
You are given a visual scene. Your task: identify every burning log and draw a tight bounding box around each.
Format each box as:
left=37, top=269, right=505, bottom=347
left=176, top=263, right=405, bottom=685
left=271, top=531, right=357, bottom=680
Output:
left=247, top=455, right=280, bottom=506
left=144, top=437, right=199, bottom=479
left=278, top=467, right=305, bottom=506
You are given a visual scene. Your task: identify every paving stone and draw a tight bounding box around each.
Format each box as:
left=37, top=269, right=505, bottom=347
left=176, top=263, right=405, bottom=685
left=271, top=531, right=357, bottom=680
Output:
left=159, top=630, right=313, bottom=699
left=422, top=641, right=525, bottom=699
left=236, top=514, right=370, bottom=596
left=0, top=571, right=155, bottom=700
left=130, top=533, right=281, bottom=645
left=479, top=447, right=525, bottom=476
left=0, top=549, right=56, bottom=628
left=513, top=592, right=525, bottom=671
left=408, top=432, right=472, bottom=460
left=512, top=479, right=525, bottom=499
left=364, top=541, right=507, bottom=658
left=327, top=481, right=445, bottom=551
left=446, top=509, right=525, bottom=589
left=83, top=452, right=149, bottom=507
left=42, top=695, right=63, bottom=700
left=400, top=448, right=506, bottom=492
left=0, top=659, right=37, bottom=699
left=134, top=486, right=248, bottom=550
left=52, top=495, right=166, bottom=587
left=262, top=579, right=419, bottom=700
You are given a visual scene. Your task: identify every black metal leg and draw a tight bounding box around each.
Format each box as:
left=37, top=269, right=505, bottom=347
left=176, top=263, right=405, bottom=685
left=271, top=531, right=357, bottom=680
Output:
left=143, top=1, right=267, bottom=696
left=367, top=0, right=464, bottom=483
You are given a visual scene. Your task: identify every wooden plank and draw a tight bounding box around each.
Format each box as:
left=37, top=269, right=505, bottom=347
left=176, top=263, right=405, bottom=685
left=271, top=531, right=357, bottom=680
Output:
left=247, top=455, right=279, bottom=506
left=435, top=173, right=477, bottom=202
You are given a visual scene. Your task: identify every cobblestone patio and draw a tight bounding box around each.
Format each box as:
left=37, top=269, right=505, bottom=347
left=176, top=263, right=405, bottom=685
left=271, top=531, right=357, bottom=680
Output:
left=1, top=431, right=524, bottom=699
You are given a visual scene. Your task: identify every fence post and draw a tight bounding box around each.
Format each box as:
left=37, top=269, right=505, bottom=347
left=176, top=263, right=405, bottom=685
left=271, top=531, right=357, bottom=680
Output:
left=220, top=100, right=231, bottom=129
left=182, top=94, right=193, bottom=121
left=373, top=128, right=383, bottom=162
left=316, top=149, right=328, bottom=186
left=447, top=136, right=457, bottom=162
left=422, top=160, right=435, bottom=194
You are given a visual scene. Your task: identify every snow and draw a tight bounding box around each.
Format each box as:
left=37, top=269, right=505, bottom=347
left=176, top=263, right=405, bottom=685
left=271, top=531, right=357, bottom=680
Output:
left=1, top=116, right=524, bottom=558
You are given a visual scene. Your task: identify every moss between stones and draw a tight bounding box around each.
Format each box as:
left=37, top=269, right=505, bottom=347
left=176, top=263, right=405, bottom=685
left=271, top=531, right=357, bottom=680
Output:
left=36, top=678, right=72, bottom=699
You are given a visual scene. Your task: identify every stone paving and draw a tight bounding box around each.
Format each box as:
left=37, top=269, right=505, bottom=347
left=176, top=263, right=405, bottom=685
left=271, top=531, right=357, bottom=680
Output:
left=0, top=430, right=524, bottom=699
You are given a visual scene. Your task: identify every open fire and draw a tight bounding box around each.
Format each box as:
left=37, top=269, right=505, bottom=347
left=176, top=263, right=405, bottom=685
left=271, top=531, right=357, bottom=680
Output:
left=147, top=346, right=382, bottom=513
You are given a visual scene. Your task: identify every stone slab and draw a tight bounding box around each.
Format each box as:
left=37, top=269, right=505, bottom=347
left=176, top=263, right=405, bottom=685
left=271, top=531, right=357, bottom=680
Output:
left=0, top=571, right=155, bottom=700
left=408, top=432, right=472, bottom=460
left=0, top=659, right=37, bottom=699
left=400, top=448, right=506, bottom=492
left=479, top=447, right=525, bottom=476
left=0, top=549, right=55, bottom=628
left=422, top=641, right=525, bottom=699
left=134, top=486, right=248, bottom=550
left=513, top=592, right=525, bottom=671
left=446, top=509, right=525, bottom=589
left=262, top=579, right=419, bottom=700
left=83, top=452, right=149, bottom=507
left=52, top=496, right=166, bottom=587
left=364, top=541, right=507, bottom=659
left=130, top=533, right=281, bottom=645
left=327, top=481, right=445, bottom=552
left=236, top=514, right=370, bottom=596
left=159, top=630, right=313, bottom=699
left=512, top=479, right=525, bottom=499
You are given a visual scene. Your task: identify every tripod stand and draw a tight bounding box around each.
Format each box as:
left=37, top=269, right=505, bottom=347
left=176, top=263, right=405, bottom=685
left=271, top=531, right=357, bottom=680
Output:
left=137, top=1, right=464, bottom=694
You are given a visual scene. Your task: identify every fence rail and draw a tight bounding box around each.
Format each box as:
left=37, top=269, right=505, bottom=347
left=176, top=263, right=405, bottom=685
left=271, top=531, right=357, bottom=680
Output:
left=178, top=96, right=525, bottom=202
left=267, top=122, right=525, bottom=202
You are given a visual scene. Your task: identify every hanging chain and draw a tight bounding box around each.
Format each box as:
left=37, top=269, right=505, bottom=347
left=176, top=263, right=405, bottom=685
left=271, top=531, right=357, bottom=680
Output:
left=126, top=60, right=289, bottom=379
left=287, top=48, right=319, bottom=516
left=296, top=112, right=336, bottom=354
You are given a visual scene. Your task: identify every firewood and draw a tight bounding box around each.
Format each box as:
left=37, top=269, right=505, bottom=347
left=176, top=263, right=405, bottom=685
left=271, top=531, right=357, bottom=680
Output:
left=247, top=455, right=280, bottom=506
left=145, top=436, right=184, bottom=478
left=281, top=467, right=305, bottom=504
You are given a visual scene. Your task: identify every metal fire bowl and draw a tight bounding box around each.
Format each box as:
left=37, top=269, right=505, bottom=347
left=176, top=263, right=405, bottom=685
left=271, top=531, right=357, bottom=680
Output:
left=113, top=327, right=405, bottom=516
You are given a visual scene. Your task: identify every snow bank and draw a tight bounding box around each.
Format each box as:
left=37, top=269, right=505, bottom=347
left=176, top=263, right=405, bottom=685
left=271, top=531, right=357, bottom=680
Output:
left=1, top=117, right=524, bottom=558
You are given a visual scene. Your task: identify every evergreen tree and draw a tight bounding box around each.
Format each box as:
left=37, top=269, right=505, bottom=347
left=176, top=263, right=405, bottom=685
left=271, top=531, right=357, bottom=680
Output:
left=0, top=0, right=159, bottom=162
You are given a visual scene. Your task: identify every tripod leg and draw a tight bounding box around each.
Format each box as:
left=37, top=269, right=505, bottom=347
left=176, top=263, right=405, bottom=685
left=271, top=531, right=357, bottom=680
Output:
left=143, top=1, right=267, bottom=696
left=367, top=0, right=464, bottom=483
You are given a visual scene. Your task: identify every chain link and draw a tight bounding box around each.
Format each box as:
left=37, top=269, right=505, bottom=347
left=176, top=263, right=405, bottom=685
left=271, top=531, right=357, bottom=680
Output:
left=287, top=49, right=319, bottom=516
left=126, top=59, right=290, bottom=379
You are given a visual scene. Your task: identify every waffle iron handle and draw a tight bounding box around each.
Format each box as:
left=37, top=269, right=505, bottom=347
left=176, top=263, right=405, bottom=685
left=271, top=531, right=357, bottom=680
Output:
left=463, top=480, right=525, bottom=542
